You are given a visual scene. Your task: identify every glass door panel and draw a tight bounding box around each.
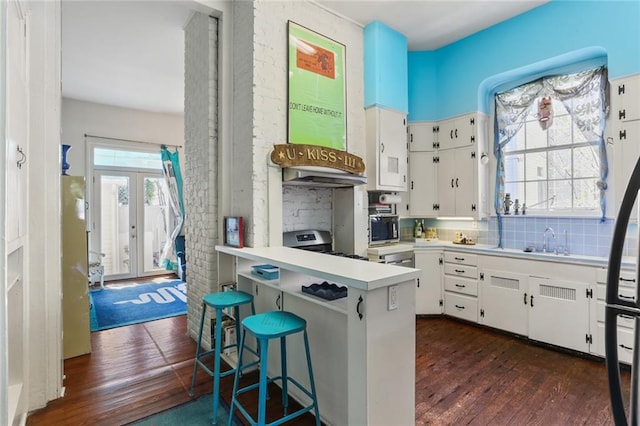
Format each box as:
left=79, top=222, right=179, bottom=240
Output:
left=98, top=173, right=135, bottom=278
left=140, top=175, right=171, bottom=275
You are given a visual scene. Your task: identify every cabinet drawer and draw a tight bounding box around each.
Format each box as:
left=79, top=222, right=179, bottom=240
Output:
left=444, top=275, right=478, bottom=296
left=596, top=300, right=635, bottom=329
left=595, top=322, right=634, bottom=365
left=444, top=263, right=477, bottom=279
left=596, top=283, right=636, bottom=302
left=595, top=268, right=636, bottom=285
left=444, top=292, right=478, bottom=322
left=444, top=252, right=477, bottom=266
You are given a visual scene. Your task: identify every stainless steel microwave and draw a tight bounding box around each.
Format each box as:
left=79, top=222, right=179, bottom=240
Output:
left=369, top=214, right=399, bottom=246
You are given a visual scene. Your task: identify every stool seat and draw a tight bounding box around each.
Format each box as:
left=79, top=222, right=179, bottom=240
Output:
left=242, top=311, right=306, bottom=339
left=204, top=290, right=253, bottom=309
left=229, top=310, right=320, bottom=426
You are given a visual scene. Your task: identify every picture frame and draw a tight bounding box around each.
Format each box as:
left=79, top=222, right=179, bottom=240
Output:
left=223, top=216, right=244, bottom=248
left=287, top=20, right=347, bottom=151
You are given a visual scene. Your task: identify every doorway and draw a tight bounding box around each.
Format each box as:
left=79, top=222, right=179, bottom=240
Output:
left=89, top=142, right=173, bottom=281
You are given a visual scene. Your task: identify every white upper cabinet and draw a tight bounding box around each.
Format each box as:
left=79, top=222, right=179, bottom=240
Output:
left=614, top=76, right=640, bottom=122
left=611, top=74, right=640, bottom=220
left=438, top=115, right=477, bottom=150
left=437, top=146, right=478, bottom=217
left=366, top=106, right=408, bottom=191
left=409, top=152, right=438, bottom=217
left=408, top=122, right=437, bottom=152
left=407, top=112, right=488, bottom=219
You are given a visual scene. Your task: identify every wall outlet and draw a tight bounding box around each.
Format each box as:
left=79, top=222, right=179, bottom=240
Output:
left=388, top=285, right=398, bottom=311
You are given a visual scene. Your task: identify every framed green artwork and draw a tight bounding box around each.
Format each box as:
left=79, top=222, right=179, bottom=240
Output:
left=287, top=21, right=347, bottom=151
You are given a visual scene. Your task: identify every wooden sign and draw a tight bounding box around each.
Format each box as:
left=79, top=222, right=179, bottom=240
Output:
left=271, top=144, right=365, bottom=175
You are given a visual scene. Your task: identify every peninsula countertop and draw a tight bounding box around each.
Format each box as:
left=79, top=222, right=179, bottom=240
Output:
left=216, top=245, right=420, bottom=291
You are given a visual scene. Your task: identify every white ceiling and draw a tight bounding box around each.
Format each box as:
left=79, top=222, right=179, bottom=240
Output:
left=62, top=0, right=193, bottom=114
left=61, top=0, right=548, bottom=115
left=318, top=0, right=549, bottom=50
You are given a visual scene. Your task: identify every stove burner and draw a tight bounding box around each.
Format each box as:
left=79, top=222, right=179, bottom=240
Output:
left=326, top=251, right=368, bottom=261
left=283, top=230, right=368, bottom=260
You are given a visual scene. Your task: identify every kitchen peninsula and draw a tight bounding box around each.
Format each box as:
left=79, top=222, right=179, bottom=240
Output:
left=216, top=245, right=419, bottom=426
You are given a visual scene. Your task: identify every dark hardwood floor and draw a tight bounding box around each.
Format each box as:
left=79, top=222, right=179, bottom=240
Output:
left=27, top=312, right=628, bottom=425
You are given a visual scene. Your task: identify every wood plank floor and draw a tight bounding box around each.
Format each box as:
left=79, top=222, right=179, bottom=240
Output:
left=27, top=315, right=629, bottom=425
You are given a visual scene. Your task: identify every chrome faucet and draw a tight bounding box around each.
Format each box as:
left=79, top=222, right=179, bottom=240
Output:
left=542, top=227, right=555, bottom=253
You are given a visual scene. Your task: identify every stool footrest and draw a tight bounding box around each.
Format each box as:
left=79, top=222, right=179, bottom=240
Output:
left=233, top=402, right=315, bottom=426
left=232, top=376, right=317, bottom=425
left=194, top=359, right=237, bottom=379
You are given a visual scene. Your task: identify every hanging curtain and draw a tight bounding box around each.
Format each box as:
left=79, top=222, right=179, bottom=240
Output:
left=494, top=66, right=609, bottom=247
left=160, top=145, right=185, bottom=271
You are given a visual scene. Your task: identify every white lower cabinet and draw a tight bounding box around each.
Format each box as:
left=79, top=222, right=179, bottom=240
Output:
left=444, top=292, right=478, bottom=322
left=443, top=251, right=478, bottom=322
left=592, top=268, right=636, bottom=364
left=478, top=268, right=529, bottom=336
left=476, top=255, right=593, bottom=355
left=528, top=276, right=590, bottom=353
left=414, top=250, right=443, bottom=315
left=252, top=280, right=282, bottom=313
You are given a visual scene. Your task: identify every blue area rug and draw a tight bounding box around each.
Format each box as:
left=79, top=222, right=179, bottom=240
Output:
left=128, top=393, right=241, bottom=426
left=90, top=280, right=187, bottom=331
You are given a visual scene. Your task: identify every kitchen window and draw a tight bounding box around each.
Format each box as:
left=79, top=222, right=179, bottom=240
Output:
left=503, top=98, right=600, bottom=213
left=494, top=66, right=609, bottom=219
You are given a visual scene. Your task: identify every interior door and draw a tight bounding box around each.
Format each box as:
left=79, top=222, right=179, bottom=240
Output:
left=93, top=170, right=169, bottom=280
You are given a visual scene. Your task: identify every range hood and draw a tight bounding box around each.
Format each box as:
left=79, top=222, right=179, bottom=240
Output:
left=282, top=167, right=367, bottom=188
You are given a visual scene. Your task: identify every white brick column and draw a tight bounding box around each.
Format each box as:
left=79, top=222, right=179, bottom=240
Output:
left=184, top=13, right=218, bottom=345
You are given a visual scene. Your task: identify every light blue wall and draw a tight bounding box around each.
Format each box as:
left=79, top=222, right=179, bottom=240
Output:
left=407, top=51, right=438, bottom=120
left=408, top=0, right=640, bottom=121
left=364, top=21, right=408, bottom=112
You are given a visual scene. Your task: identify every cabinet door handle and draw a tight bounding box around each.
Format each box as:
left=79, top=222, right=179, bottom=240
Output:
left=17, top=146, right=27, bottom=169
left=620, top=277, right=636, bottom=283
left=530, top=295, right=534, bottom=307
left=357, top=295, right=364, bottom=320
left=454, top=257, right=465, bottom=261
left=454, top=269, right=465, bottom=274
left=450, top=130, right=453, bottom=140
left=619, top=294, right=635, bottom=300
left=524, top=292, right=528, bottom=305
left=417, top=278, right=420, bottom=288
left=381, top=142, right=385, bottom=153
left=276, top=294, right=281, bottom=310
left=455, top=284, right=466, bottom=288
left=455, top=178, right=459, bottom=188
left=455, top=128, right=458, bottom=138
left=455, top=304, right=465, bottom=310
left=451, top=178, right=454, bottom=188
left=620, top=344, right=633, bottom=351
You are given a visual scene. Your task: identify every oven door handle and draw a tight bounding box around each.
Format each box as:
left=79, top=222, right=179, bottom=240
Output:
left=386, top=259, right=414, bottom=267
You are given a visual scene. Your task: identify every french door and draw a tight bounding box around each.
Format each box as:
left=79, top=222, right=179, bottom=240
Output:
left=93, top=170, right=170, bottom=280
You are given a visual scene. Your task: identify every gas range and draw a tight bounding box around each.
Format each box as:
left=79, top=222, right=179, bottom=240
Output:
left=283, top=230, right=369, bottom=261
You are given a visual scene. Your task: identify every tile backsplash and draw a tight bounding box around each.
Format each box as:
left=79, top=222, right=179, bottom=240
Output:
left=401, top=216, right=638, bottom=259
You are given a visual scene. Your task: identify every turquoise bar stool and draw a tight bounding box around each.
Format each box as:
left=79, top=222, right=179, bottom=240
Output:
left=228, top=311, right=320, bottom=426
left=189, top=290, right=257, bottom=425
